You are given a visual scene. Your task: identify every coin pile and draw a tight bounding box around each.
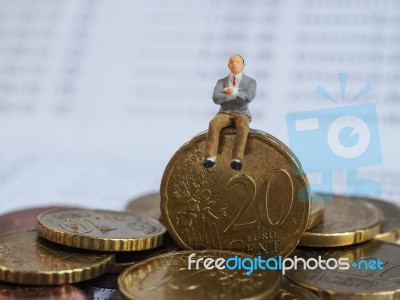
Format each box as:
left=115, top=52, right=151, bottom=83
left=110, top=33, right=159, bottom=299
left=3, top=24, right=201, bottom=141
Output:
left=284, top=194, right=400, bottom=299
left=0, top=128, right=399, bottom=299
left=0, top=207, right=170, bottom=299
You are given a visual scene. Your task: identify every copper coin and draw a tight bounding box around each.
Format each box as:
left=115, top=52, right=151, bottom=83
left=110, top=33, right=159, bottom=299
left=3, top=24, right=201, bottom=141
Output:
left=0, top=206, right=73, bottom=234
left=0, top=283, right=89, bottom=300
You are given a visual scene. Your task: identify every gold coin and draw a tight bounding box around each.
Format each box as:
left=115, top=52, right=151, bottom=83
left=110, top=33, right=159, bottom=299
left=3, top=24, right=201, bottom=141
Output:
left=161, top=128, right=310, bottom=257
left=362, top=197, right=400, bottom=243
left=300, top=194, right=383, bottom=247
left=37, top=208, right=166, bottom=251
left=306, top=194, right=325, bottom=230
left=118, top=250, right=280, bottom=300
left=125, top=193, right=163, bottom=223
left=0, top=283, right=90, bottom=300
left=285, top=240, right=400, bottom=299
left=0, top=230, right=114, bottom=285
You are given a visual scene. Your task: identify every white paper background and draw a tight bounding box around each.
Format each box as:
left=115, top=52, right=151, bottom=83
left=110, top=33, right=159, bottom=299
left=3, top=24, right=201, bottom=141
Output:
left=0, top=0, right=399, bottom=215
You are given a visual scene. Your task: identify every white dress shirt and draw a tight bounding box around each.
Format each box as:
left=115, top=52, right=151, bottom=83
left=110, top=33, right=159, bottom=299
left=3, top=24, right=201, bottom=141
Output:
left=227, top=72, right=242, bottom=100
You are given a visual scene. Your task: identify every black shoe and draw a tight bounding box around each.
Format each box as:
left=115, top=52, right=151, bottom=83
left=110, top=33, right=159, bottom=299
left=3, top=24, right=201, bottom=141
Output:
left=203, top=159, right=215, bottom=168
left=231, top=161, right=242, bottom=170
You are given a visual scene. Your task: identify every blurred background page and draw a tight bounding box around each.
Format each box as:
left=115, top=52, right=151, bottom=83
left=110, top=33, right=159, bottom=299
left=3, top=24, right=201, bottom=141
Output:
left=0, top=0, right=399, bottom=213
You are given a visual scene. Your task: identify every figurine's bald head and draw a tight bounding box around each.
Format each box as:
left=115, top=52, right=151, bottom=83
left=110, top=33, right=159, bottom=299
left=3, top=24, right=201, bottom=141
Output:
left=228, top=54, right=245, bottom=75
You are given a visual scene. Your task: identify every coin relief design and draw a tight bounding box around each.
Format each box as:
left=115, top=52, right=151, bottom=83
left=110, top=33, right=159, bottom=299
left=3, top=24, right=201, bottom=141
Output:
left=50, top=210, right=161, bottom=236
left=118, top=250, right=280, bottom=300
left=0, top=230, right=114, bottom=285
left=161, top=129, right=310, bottom=258
left=307, top=199, right=379, bottom=233
left=300, top=195, right=383, bottom=247
left=37, top=209, right=166, bottom=251
left=285, top=240, right=400, bottom=299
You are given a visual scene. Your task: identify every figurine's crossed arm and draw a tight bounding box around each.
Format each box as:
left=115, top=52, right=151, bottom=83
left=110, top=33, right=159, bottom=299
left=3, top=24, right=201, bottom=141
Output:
left=212, top=79, right=230, bottom=104
left=235, top=79, right=256, bottom=105
left=212, top=78, right=256, bottom=105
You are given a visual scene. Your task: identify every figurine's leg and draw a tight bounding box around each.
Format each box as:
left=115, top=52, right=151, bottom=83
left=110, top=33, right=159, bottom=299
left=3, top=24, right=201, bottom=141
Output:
left=204, top=113, right=232, bottom=159
left=232, top=113, right=250, bottom=162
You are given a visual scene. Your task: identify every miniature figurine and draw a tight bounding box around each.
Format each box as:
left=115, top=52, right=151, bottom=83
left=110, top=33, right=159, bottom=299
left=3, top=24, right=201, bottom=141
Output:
left=203, top=54, right=257, bottom=170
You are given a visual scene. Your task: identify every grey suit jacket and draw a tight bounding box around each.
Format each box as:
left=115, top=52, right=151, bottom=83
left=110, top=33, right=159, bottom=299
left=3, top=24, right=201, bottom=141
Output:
left=212, top=74, right=257, bottom=120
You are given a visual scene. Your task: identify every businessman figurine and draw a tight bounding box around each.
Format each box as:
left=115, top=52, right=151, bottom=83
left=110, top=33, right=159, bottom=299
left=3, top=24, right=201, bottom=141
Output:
left=203, top=54, right=257, bottom=170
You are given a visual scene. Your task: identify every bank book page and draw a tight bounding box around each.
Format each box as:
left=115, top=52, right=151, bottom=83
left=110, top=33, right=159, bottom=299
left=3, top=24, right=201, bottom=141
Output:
left=0, top=0, right=399, bottom=217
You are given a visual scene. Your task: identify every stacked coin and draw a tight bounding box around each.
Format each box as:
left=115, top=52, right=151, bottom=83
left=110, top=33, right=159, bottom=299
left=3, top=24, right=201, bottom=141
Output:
left=1, top=196, right=399, bottom=299
left=285, top=194, right=400, bottom=299
left=0, top=206, right=171, bottom=299
left=285, top=239, right=400, bottom=299
left=36, top=209, right=166, bottom=252
left=299, top=194, right=384, bottom=247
